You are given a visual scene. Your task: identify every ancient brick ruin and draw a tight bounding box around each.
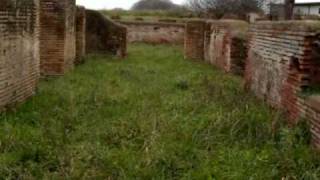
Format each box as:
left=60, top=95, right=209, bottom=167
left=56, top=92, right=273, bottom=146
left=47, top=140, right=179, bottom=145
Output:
left=1, top=1, right=320, bottom=150
left=119, top=21, right=185, bottom=44
left=75, top=6, right=86, bottom=65
left=0, top=0, right=127, bottom=110
left=0, top=0, right=40, bottom=110
left=183, top=19, right=320, bottom=148
left=86, top=10, right=127, bottom=57
left=204, top=20, right=248, bottom=75
left=39, top=0, right=76, bottom=76
left=184, top=20, right=206, bottom=60
left=244, top=21, right=320, bottom=122
left=244, top=21, right=320, bottom=148
left=185, top=20, right=248, bottom=75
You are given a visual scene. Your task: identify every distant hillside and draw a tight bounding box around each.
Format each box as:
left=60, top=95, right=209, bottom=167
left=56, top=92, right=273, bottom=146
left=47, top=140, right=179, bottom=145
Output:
left=131, top=0, right=181, bottom=11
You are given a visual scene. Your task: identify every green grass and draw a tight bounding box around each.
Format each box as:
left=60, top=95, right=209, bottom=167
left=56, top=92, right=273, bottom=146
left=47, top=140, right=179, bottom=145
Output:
left=0, top=44, right=319, bottom=179
left=300, top=85, right=320, bottom=98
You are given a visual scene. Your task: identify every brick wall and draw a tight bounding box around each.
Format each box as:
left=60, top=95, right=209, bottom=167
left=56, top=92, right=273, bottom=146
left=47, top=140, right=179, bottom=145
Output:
left=39, top=0, right=76, bottom=76
left=204, top=20, right=248, bottom=75
left=0, top=0, right=40, bottom=109
left=75, top=6, right=86, bottom=65
left=86, top=10, right=127, bottom=58
left=184, top=20, right=205, bottom=60
left=118, top=21, right=185, bottom=44
left=244, top=21, right=320, bottom=123
left=184, top=19, right=248, bottom=75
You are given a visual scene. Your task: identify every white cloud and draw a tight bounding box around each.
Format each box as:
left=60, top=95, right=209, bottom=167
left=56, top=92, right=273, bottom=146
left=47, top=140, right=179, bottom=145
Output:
left=76, top=0, right=186, bottom=10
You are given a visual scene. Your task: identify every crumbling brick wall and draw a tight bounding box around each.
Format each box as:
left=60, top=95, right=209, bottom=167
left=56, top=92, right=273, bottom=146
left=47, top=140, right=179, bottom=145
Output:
left=39, top=0, right=76, bottom=76
left=244, top=21, right=320, bottom=122
left=204, top=20, right=248, bottom=75
left=118, top=21, right=185, bottom=44
left=184, top=20, right=248, bottom=75
left=75, top=6, right=86, bottom=65
left=86, top=10, right=127, bottom=57
left=0, top=0, right=40, bottom=109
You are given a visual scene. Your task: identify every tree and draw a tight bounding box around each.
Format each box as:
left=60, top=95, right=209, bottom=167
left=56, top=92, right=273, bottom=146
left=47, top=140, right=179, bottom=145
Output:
left=267, top=0, right=295, bottom=20
left=131, top=0, right=180, bottom=11
left=284, top=0, right=295, bottom=20
left=187, top=0, right=265, bottom=19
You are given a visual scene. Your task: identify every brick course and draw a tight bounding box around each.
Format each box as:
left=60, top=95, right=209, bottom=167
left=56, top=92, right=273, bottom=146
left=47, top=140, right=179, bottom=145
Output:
left=39, top=0, right=76, bottom=76
left=0, top=0, right=40, bottom=110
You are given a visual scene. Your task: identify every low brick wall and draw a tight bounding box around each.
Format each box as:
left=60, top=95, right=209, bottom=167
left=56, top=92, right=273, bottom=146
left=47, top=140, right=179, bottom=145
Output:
left=75, top=6, right=86, bottom=65
left=204, top=20, right=248, bottom=75
left=118, top=21, right=185, bottom=44
left=39, top=0, right=76, bottom=76
left=86, top=10, right=127, bottom=57
left=184, top=19, right=248, bottom=75
left=0, top=0, right=40, bottom=109
left=244, top=21, right=320, bottom=123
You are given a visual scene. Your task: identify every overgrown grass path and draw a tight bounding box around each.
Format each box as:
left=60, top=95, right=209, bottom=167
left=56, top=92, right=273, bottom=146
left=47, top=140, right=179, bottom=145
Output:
left=0, top=44, right=319, bottom=179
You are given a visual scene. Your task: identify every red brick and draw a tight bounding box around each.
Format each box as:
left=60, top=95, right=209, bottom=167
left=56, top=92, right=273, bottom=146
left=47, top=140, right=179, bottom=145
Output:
left=39, top=0, right=76, bottom=76
left=0, top=0, right=40, bottom=110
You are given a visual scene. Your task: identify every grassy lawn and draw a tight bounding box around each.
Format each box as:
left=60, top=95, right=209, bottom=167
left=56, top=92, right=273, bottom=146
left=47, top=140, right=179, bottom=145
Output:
left=0, top=44, right=319, bottom=179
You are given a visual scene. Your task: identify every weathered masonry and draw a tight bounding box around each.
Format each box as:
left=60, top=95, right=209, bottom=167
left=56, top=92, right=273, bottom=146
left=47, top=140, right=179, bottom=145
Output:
left=184, top=19, right=320, bottom=149
left=39, top=0, right=76, bottom=76
left=184, top=20, right=249, bottom=75
left=184, top=20, right=206, bottom=60
left=204, top=20, right=248, bottom=75
left=75, top=6, right=86, bottom=65
left=119, top=20, right=185, bottom=44
left=0, top=0, right=40, bottom=110
left=245, top=21, right=320, bottom=121
left=244, top=21, right=320, bottom=147
left=86, top=10, right=127, bottom=57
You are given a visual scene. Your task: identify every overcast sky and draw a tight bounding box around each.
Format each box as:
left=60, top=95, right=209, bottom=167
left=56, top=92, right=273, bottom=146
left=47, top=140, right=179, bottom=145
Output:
left=76, top=0, right=320, bottom=10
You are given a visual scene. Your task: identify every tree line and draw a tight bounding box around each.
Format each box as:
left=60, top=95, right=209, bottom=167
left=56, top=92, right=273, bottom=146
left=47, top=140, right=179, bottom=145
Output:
left=131, top=0, right=295, bottom=20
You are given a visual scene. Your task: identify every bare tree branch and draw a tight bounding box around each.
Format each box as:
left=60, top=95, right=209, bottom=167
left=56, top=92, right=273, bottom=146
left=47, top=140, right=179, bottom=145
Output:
left=187, top=0, right=266, bottom=19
